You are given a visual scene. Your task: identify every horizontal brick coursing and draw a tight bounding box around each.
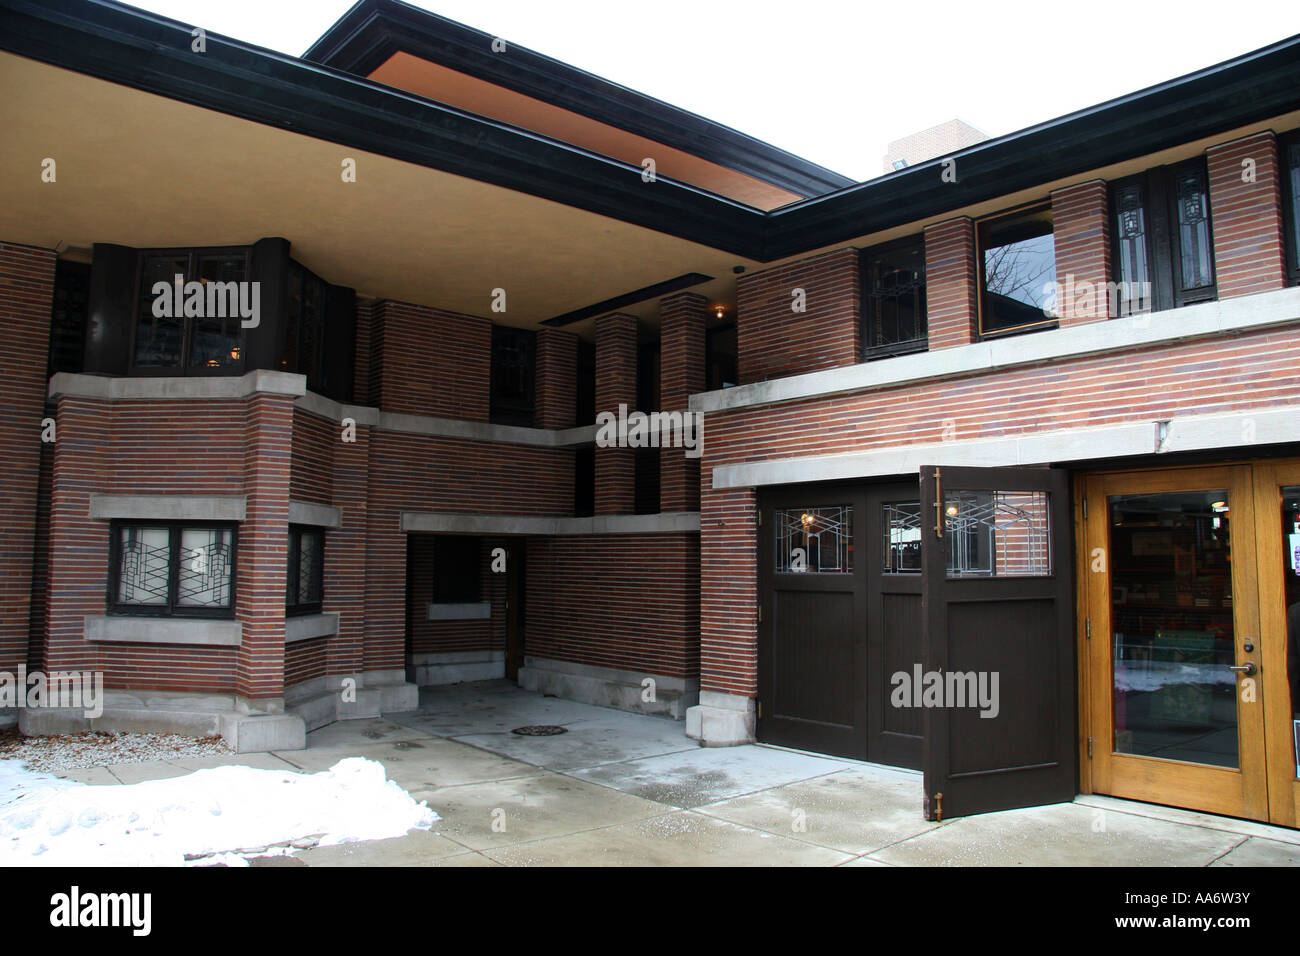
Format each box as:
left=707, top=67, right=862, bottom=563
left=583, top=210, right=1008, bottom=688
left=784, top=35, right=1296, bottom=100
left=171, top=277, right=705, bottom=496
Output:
left=371, top=300, right=491, bottom=420
left=526, top=533, right=699, bottom=679
left=737, top=247, right=859, bottom=383
left=1051, top=181, right=1111, bottom=324
left=1207, top=132, right=1288, bottom=298
left=924, top=218, right=977, bottom=350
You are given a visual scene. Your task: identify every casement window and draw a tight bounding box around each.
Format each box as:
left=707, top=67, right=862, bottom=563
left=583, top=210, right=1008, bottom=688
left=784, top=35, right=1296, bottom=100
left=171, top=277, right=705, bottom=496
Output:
left=285, top=526, right=324, bottom=615
left=132, top=247, right=250, bottom=374
left=860, top=235, right=927, bottom=358
left=977, top=203, right=1058, bottom=337
left=489, top=326, right=537, bottom=427
left=108, top=522, right=236, bottom=617
left=1109, top=159, right=1217, bottom=314
left=1282, top=131, right=1300, bottom=286
left=281, top=262, right=327, bottom=392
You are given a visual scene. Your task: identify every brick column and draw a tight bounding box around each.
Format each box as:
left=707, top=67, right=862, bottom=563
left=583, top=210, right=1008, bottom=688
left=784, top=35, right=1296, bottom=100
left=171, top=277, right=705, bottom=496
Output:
left=659, top=292, right=706, bottom=512
left=535, top=327, right=578, bottom=429
left=1207, top=131, right=1288, bottom=299
left=0, top=243, right=55, bottom=676
left=924, top=218, right=978, bottom=349
left=326, top=413, right=370, bottom=679
left=1050, top=180, right=1112, bottom=324
left=236, top=393, right=294, bottom=701
left=594, top=312, right=637, bottom=515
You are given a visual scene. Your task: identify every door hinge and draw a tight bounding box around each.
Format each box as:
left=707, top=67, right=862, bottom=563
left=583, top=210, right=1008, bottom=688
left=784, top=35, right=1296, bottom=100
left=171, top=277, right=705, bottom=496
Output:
left=1088, top=736, right=1094, bottom=758
left=1082, top=496, right=1087, bottom=520
left=1085, top=617, right=1092, bottom=640
left=757, top=699, right=762, bottom=719
left=757, top=510, right=762, bottom=527
left=757, top=606, right=762, bottom=623
left=933, top=466, right=944, bottom=539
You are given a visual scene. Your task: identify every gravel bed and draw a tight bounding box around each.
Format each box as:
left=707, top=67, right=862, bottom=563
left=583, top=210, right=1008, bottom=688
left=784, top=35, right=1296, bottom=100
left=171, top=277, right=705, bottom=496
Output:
left=0, top=729, right=232, bottom=772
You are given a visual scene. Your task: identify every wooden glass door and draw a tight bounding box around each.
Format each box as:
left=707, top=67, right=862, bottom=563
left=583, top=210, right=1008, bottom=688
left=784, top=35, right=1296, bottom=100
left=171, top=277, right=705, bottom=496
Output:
left=1252, top=461, right=1300, bottom=827
left=1082, top=465, right=1269, bottom=821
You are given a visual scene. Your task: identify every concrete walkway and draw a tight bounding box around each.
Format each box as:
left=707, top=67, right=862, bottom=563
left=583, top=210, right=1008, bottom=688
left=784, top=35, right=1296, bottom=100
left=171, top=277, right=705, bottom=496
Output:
left=55, top=681, right=1300, bottom=866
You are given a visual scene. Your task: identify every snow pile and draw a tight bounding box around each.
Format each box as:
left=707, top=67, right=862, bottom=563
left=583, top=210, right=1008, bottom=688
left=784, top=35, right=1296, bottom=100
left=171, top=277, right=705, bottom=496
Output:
left=0, top=757, right=437, bottom=866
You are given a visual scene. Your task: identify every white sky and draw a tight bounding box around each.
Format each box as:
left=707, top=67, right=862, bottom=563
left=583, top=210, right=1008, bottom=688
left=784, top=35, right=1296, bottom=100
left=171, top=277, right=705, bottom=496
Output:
left=129, top=0, right=1299, bottom=183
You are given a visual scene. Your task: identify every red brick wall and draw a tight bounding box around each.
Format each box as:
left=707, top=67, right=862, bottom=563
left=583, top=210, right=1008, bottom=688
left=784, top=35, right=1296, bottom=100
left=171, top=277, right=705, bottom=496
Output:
left=284, top=637, right=327, bottom=687
left=526, top=533, right=699, bottom=678
left=370, top=300, right=491, bottom=420
left=43, top=398, right=249, bottom=692
left=924, top=218, right=978, bottom=349
left=536, top=327, right=578, bottom=429
left=736, top=247, right=859, bottom=383
left=699, top=323, right=1300, bottom=694
left=290, top=408, right=334, bottom=505
left=0, top=243, right=55, bottom=673
left=659, top=292, right=706, bottom=512
left=1051, top=181, right=1112, bottom=324
left=1207, top=131, right=1288, bottom=298
left=353, top=298, right=375, bottom=407
left=407, top=535, right=508, bottom=656
left=595, top=312, right=637, bottom=515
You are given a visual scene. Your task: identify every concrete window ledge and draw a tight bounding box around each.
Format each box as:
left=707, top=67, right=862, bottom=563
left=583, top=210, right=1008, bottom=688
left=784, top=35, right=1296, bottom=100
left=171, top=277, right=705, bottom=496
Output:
left=89, top=494, right=246, bottom=522
left=285, top=612, right=340, bottom=643
left=427, top=602, right=491, bottom=621
left=85, top=615, right=242, bottom=646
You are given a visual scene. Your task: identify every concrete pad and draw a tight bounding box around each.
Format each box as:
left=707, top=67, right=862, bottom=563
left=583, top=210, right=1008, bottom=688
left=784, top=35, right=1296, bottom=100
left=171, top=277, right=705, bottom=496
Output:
left=292, top=829, right=482, bottom=866
left=450, top=713, right=698, bottom=772
left=697, top=765, right=939, bottom=854
left=165, top=751, right=301, bottom=773
left=408, top=773, right=668, bottom=851
left=304, top=716, right=433, bottom=749
left=1075, top=794, right=1300, bottom=847
left=53, top=766, right=120, bottom=785
left=480, top=810, right=853, bottom=866
left=1209, top=836, right=1300, bottom=866
left=837, top=855, right=896, bottom=866
left=392, top=681, right=615, bottom=737
left=571, top=744, right=855, bottom=808
left=276, top=737, right=543, bottom=790
left=106, top=759, right=191, bottom=784
left=868, top=802, right=1245, bottom=867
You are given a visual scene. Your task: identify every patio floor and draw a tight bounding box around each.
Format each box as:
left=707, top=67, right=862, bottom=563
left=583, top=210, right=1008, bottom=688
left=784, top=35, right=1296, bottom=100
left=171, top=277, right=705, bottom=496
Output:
left=53, top=680, right=1300, bottom=866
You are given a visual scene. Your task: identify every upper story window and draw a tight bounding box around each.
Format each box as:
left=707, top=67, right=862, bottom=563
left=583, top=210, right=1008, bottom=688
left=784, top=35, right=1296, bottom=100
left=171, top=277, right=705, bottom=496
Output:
left=490, top=326, right=537, bottom=427
left=133, top=248, right=249, bottom=373
left=1110, top=159, right=1216, bottom=313
left=282, top=261, right=327, bottom=391
left=1283, top=131, right=1300, bottom=286
left=977, top=203, right=1057, bottom=338
left=285, top=525, right=324, bottom=616
left=109, top=521, right=236, bottom=618
left=861, top=235, right=927, bottom=358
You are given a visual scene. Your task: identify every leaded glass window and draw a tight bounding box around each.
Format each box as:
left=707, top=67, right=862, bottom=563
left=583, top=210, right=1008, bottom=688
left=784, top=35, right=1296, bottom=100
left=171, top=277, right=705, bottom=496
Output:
left=943, top=490, right=1051, bottom=577
left=111, top=522, right=236, bottom=616
left=775, top=506, right=853, bottom=573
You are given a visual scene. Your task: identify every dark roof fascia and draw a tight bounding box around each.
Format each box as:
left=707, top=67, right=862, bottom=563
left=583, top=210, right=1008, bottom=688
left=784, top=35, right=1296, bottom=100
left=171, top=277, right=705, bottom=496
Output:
left=304, top=0, right=856, bottom=199
left=0, top=0, right=769, bottom=259
left=764, top=33, right=1300, bottom=260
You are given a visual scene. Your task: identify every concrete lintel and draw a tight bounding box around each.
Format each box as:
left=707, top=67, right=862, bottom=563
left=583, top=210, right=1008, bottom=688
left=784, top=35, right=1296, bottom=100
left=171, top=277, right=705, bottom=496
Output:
left=85, top=615, right=243, bottom=646
left=691, top=286, right=1300, bottom=415
left=295, top=392, right=598, bottom=448
left=400, top=511, right=700, bottom=536
left=284, top=612, right=340, bottom=643
left=49, top=369, right=306, bottom=402
left=426, top=602, right=491, bottom=621
left=288, top=499, right=342, bottom=528
left=712, top=403, right=1300, bottom=489
left=90, top=493, right=247, bottom=522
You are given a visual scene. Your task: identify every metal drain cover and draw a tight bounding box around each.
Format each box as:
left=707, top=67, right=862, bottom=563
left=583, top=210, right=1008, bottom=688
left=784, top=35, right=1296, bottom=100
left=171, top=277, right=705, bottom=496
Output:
left=511, top=725, right=568, bottom=736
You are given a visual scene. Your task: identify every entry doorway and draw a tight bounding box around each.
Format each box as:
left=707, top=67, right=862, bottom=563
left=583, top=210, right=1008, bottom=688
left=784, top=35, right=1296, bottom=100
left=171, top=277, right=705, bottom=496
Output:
left=1080, top=460, right=1300, bottom=825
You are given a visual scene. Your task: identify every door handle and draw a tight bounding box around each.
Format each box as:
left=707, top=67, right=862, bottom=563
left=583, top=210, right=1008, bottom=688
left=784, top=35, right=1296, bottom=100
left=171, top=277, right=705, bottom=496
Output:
left=1227, top=662, right=1257, bottom=676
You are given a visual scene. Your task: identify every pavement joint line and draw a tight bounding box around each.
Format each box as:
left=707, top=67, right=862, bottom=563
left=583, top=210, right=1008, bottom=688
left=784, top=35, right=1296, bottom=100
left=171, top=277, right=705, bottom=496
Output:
left=1203, top=836, right=1252, bottom=868
left=447, top=807, right=693, bottom=859
left=1073, top=794, right=1300, bottom=846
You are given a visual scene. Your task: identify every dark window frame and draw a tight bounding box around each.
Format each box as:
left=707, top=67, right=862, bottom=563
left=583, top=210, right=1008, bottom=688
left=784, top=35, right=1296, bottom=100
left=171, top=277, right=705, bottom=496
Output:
left=432, top=536, right=483, bottom=603
left=1281, top=130, right=1300, bottom=287
left=106, top=520, right=238, bottom=619
left=859, top=234, right=928, bottom=359
left=282, top=259, right=329, bottom=391
left=285, top=525, right=325, bottom=616
left=975, top=200, right=1060, bottom=340
left=1109, top=158, right=1218, bottom=313
left=489, top=326, right=538, bottom=427
left=128, top=245, right=252, bottom=377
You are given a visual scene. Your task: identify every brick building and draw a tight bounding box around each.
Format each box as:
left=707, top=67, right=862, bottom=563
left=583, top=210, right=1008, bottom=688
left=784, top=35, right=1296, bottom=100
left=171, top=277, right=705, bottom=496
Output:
left=2, top=0, right=1300, bottom=825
